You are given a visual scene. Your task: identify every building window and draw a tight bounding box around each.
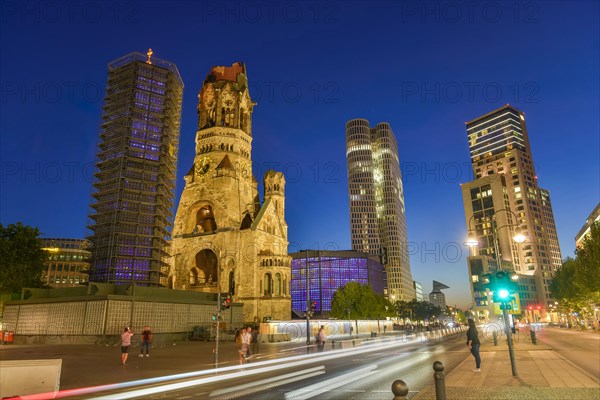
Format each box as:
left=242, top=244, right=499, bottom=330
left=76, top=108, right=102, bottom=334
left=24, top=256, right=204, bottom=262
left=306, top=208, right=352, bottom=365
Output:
left=264, top=273, right=272, bottom=295
left=274, top=273, right=281, bottom=296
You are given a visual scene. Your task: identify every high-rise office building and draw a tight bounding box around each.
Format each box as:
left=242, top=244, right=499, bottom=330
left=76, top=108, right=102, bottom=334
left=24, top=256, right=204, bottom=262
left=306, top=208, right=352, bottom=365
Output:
left=88, top=50, right=183, bottom=286
left=345, top=119, right=415, bottom=301
left=428, top=280, right=449, bottom=310
left=575, top=203, right=600, bottom=248
left=461, top=105, right=562, bottom=309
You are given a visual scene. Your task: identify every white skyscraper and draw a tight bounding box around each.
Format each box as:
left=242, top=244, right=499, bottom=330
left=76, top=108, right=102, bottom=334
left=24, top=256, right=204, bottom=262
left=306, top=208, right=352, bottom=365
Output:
left=345, top=119, right=415, bottom=301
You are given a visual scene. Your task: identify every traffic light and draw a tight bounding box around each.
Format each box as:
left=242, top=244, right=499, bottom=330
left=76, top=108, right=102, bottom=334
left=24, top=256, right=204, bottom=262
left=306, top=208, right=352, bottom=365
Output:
left=221, top=295, right=231, bottom=310
left=307, top=300, right=317, bottom=317
left=492, top=271, right=512, bottom=303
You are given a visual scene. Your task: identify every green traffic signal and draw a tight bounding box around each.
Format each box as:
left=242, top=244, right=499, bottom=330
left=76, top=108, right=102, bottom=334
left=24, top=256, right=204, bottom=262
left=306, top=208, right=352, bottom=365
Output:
left=492, top=271, right=513, bottom=303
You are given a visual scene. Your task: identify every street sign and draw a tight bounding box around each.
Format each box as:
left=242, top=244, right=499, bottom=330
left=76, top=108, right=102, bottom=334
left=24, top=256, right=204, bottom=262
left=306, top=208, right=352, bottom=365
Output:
left=493, top=293, right=521, bottom=315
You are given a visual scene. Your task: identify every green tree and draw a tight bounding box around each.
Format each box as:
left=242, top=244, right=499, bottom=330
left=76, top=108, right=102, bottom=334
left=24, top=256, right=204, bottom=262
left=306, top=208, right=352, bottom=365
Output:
left=394, top=300, right=413, bottom=319
left=409, top=300, right=442, bottom=322
left=0, top=223, right=48, bottom=294
left=393, top=299, right=443, bottom=323
left=549, top=257, right=582, bottom=303
left=575, top=222, right=600, bottom=294
left=330, top=282, right=394, bottom=320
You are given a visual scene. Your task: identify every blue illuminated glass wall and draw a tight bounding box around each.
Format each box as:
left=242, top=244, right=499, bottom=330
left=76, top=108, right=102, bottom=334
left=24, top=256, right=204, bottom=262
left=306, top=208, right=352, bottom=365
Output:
left=290, top=252, right=385, bottom=315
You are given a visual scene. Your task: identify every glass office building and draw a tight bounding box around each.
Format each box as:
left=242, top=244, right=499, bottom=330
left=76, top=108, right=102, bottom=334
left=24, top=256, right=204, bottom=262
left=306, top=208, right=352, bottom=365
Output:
left=290, top=250, right=385, bottom=316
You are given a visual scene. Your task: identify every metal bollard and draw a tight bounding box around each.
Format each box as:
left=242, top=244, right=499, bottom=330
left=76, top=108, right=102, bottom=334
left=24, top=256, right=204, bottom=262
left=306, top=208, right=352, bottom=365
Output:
left=530, top=330, right=537, bottom=344
left=433, top=361, right=446, bottom=400
left=493, top=331, right=498, bottom=346
left=391, top=379, right=409, bottom=400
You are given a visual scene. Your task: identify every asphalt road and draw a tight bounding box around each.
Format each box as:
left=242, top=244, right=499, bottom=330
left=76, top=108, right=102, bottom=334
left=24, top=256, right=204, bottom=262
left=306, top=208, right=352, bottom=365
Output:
left=86, top=334, right=469, bottom=400
left=537, top=326, right=600, bottom=379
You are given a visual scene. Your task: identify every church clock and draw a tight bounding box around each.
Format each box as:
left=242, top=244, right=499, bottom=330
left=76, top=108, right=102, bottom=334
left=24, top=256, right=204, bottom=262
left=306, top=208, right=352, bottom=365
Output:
left=196, top=157, right=211, bottom=176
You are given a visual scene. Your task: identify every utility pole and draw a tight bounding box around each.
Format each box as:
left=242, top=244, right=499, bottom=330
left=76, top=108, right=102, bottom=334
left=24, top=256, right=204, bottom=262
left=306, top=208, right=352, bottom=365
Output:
left=501, top=302, right=517, bottom=376
left=214, top=292, right=221, bottom=369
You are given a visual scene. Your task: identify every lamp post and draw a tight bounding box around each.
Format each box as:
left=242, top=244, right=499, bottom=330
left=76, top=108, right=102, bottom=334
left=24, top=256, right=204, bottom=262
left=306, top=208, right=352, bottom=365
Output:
left=214, top=258, right=221, bottom=369
left=300, top=249, right=311, bottom=349
left=467, top=208, right=525, bottom=262
left=466, top=208, right=523, bottom=377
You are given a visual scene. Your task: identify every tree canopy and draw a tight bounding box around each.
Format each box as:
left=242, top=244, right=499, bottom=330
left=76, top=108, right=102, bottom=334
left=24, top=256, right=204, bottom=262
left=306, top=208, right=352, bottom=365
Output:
left=550, top=221, right=600, bottom=321
left=0, top=223, right=48, bottom=294
left=394, top=299, right=444, bottom=322
left=330, top=282, right=395, bottom=320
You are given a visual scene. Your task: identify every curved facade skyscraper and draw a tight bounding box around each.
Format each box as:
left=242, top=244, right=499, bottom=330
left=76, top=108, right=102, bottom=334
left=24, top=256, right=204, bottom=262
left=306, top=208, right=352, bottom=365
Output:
left=345, top=119, right=415, bottom=301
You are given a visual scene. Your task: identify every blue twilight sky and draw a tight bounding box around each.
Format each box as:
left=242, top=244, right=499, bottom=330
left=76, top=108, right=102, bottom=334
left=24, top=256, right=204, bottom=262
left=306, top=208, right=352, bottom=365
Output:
left=1, top=1, right=598, bottom=308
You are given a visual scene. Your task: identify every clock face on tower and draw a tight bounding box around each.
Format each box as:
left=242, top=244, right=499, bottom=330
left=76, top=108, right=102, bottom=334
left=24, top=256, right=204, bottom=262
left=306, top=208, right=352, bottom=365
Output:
left=196, top=157, right=211, bottom=176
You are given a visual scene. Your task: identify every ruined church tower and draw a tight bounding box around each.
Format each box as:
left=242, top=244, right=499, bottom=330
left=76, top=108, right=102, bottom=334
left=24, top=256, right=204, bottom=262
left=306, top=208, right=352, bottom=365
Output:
left=170, top=63, right=291, bottom=322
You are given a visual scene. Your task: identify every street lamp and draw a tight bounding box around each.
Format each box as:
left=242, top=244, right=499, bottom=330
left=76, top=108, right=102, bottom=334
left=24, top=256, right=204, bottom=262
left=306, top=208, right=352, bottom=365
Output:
left=466, top=208, right=525, bottom=262
left=300, top=249, right=313, bottom=349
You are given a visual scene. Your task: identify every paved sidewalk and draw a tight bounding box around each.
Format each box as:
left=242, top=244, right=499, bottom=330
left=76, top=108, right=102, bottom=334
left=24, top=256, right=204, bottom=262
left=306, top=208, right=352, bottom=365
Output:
left=412, top=329, right=600, bottom=399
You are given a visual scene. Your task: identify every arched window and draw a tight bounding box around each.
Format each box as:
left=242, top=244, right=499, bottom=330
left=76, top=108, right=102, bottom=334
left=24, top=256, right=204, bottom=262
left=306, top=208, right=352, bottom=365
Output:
left=229, top=271, right=235, bottom=295
left=274, top=273, right=281, bottom=296
left=264, top=273, right=272, bottom=295
left=195, top=250, right=218, bottom=286
left=225, top=108, right=234, bottom=126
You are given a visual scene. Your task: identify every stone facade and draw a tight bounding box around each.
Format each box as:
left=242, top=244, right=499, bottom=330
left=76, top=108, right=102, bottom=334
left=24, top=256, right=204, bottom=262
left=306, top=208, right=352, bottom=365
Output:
left=170, top=63, right=291, bottom=322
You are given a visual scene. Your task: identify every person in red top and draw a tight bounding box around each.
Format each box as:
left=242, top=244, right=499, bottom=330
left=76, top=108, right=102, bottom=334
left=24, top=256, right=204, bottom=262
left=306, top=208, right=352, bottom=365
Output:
left=121, top=327, right=134, bottom=365
left=139, top=326, right=152, bottom=358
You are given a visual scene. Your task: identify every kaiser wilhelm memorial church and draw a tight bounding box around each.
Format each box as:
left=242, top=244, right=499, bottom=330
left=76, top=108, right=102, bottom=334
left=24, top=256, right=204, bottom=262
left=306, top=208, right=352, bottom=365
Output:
left=170, top=63, right=291, bottom=322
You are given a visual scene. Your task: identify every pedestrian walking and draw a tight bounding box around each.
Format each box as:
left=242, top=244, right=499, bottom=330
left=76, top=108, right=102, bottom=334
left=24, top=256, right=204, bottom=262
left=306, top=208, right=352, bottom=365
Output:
left=235, top=328, right=247, bottom=365
left=250, top=327, right=259, bottom=356
left=466, top=318, right=481, bottom=372
left=139, top=326, right=152, bottom=358
left=316, top=325, right=326, bottom=352
left=243, top=326, right=252, bottom=358
left=121, top=326, right=134, bottom=365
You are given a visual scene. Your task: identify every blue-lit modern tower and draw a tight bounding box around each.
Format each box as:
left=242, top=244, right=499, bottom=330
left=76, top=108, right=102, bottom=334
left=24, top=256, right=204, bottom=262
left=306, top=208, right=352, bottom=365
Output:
left=88, top=50, right=183, bottom=286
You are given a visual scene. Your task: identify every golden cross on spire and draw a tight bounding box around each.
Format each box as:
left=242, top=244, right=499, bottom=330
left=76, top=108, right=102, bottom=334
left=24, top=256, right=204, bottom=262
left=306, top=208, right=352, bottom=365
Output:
left=146, top=48, right=153, bottom=64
